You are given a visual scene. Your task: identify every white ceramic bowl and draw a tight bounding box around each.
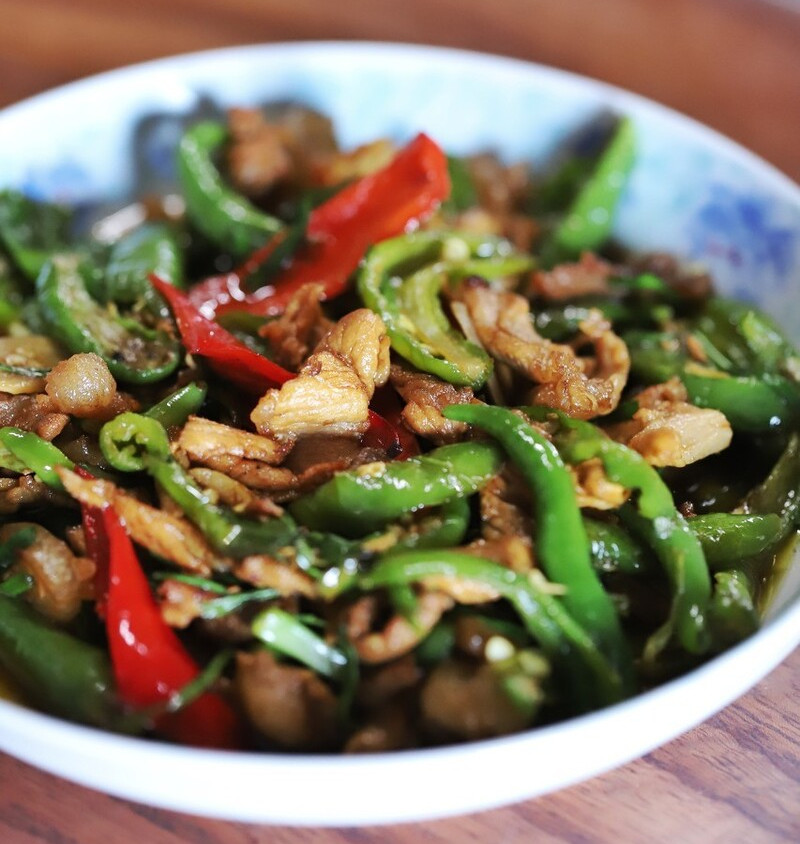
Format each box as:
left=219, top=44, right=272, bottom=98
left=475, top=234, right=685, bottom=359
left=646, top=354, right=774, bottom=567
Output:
left=0, top=42, right=799, bottom=827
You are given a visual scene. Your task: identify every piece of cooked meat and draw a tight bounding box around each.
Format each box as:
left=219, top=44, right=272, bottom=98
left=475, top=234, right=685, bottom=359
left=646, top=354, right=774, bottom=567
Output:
left=479, top=468, right=532, bottom=542
left=234, top=555, right=317, bottom=599
left=0, top=335, right=63, bottom=395
left=529, top=252, right=614, bottom=301
left=177, top=415, right=290, bottom=465
left=235, top=649, right=340, bottom=751
left=57, top=468, right=223, bottom=576
left=605, top=378, right=733, bottom=467
left=0, top=392, right=69, bottom=440
left=251, top=309, right=390, bottom=439
left=44, top=352, right=129, bottom=420
left=389, top=363, right=477, bottom=444
left=457, top=282, right=629, bottom=419
left=226, top=107, right=292, bottom=196
left=258, top=282, right=333, bottom=371
left=0, top=474, right=73, bottom=515
left=0, top=522, right=94, bottom=622
left=569, top=457, right=629, bottom=510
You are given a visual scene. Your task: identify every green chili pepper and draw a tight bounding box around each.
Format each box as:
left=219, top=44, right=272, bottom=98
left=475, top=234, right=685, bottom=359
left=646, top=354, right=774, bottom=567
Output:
left=144, top=382, right=207, bottom=428
left=102, top=221, right=184, bottom=316
left=689, top=513, right=784, bottom=567
left=0, top=427, right=75, bottom=489
left=0, top=593, right=133, bottom=730
left=36, top=254, right=181, bottom=384
left=361, top=551, right=628, bottom=710
left=682, top=370, right=800, bottom=432
left=99, top=412, right=296, bottom=557
left=391, top=497, right=472, bottom=552
left=443, top=404, right=633, bottom=692
left=583, top=517, right=652, bottom=576
left=177, top=121, right=283, bottom=256
left=527, top=406, right=712, bottom=661
left=546, top=117, right=635, bottom=261
left=707, top=570, right=759, bottom=648
left=289, top=440, right=504, bottom=537
left=357, top=231, right=532, bottom=388
left=744, top=433, right=800, bottom=529
left=0, top=189, right=73, bottom=281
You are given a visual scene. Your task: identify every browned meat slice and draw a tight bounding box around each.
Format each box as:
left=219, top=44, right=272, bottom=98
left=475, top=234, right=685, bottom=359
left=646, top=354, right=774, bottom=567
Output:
left=420, top=658, right=540, bottom=741
left=258, top=283, right=332, bottom=371
left=235, top=649, right=339, bottom=751
left=605, top=378, right=732, bottom=467
left=234, top=555, right=317, bottom=599
left=226, top=107, right=292, bottom=195
left=570, top=458, right=629, bottom=510
left=467, top=153, right=530, bottom=216
left=389, top=363, right=477, bottom=444
left=0, top=522, right=94, bottom=622
left=479, top=468, right=531, bottom=542
left=0, top=392, right=69, bottom=440
left=313, top=138, right=396, bottom=186
left=251, top=309, right=390, bottom=439
left=0, top=474, right=72, bottom=515
left=156, top=578, right=218, bottom=629
left=457, top=282, right=629, bottom=419
left=177, top=416, right=290, bottom=465
left=57, top=468, right=222, bottom=576
left=630, top=252, right=712, bottom=300
left=188, top=467, right=284, bottom=518
left=354, top=591, right=454, bottom=665
left=529, top=252, right=614, bottom=300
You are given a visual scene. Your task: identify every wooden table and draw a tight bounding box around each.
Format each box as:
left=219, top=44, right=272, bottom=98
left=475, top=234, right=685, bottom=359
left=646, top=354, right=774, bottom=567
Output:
left=1, top=1, right=799, bottom=840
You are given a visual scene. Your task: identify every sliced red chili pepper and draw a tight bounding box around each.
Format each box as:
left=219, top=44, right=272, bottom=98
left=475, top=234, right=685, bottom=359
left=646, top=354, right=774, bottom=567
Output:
left=100, top=506, right=241, bottom=749
left=188, top=132, right=450, bottom=318
left=152, top=274, right=293, bottom=393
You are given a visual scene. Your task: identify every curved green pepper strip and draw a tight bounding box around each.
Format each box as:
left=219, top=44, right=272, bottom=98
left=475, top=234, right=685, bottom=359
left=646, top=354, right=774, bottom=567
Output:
left=361, top=551, right=627, bottom=710
left=393, top=496, right=471, bottom=551
left=707, top=570, right=759, bottom=649
left=526, top=406, right=712, bottom=661
left=583, top=517, right=653, bottom=576
left=177, top=121, right=283, bottom=256
left=144, top=382, right=207, bottom=429
left=682, top=369, right=800, bottom=432
left=36, top=255, right=181, bottom=385
left=443, top=404, right=633, bottom=693
left=548, top=116, right=635, bottom=260
left=745, top=433, right=800, bottom=529
left=289, top=440, right=504, bottom=537
left=0, top=426, right=75, bottom=489
left=689, top=513, right=784, bottom=568
left=0, top=593, right=134, bottom=731
left=357, top=231, right=533, bottom=388
left=102, top=222, right=184, bottom=317
left=99, top=413, right=296, bottom=558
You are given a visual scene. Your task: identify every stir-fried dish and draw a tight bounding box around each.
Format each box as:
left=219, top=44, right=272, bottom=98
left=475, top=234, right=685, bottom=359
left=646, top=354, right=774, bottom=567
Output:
left=0, top=105, right=798, bottom=752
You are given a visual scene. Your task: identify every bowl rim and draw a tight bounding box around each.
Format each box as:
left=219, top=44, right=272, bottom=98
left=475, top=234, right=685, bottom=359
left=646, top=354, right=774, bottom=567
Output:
left=0, top=39, right=799, bottom=825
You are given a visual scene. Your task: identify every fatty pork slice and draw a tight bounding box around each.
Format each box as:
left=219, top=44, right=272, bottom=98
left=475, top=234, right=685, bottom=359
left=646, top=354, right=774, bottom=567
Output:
left=251, top=309, right=390, bottom=440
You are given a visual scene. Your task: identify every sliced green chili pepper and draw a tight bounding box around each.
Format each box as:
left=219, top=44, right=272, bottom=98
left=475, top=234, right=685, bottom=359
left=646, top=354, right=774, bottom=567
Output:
left=689, top=513, right=784, bottom=567
left=527, top=406, right=712, bottom=661
left=0, top=189, right=73, bottom=281
left=289, top=440, right=504, bottom=537
left=443, top=404, right=633, bottom=692
left=392, top=496, right=472, bottom=551
left=361, top=551, right=627, bottom=710
left=177, top=121, right=283, bottom=256
left=358, top=231, right=532, bottom=388
left=707, top=570, right=759, bottom=648
left=0, top=593, right=133, bottom=730
left=546, top=117, right=635, bottom=261
left=0, top=426, right=75, bottom=489
left=99, top=412, right=296, bottom=557
left=442, top=155, right=478, bottom=213
left=744, top=433, right=800, bottom=530
left=36, top=254, right=181, bottom=384
left=583, top=517, right=652, bottom=576
left=144, top=382, right=207, bottom=428
left=682, top=369, right=800, bottom=432
left=101, top=221, right=184, bottom=316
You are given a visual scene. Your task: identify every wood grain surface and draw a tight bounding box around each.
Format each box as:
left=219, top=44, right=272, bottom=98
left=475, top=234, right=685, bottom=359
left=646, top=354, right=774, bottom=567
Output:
left=0, top=0, right=799, bottom=840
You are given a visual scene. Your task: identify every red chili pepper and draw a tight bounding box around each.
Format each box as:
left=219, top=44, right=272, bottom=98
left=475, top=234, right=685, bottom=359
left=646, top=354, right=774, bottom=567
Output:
left=188, top=132, right=450, bottom=318
left=99, top=506, right=241, bottom=749
left=365, top=386, right=420, bottom=460
left=154, top=275, right=407, bottom=452
left=152, top=274, right=293, bottom=393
